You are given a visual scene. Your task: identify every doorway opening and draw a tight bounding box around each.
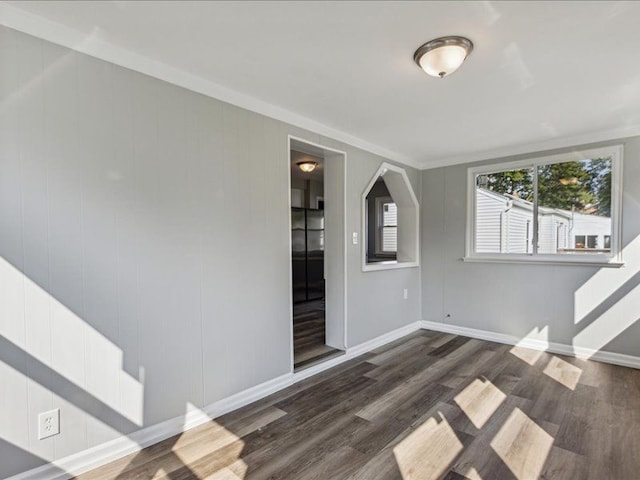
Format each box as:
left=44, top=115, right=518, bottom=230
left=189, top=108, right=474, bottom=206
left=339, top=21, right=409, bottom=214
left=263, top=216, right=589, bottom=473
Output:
left=289, top=137, right=346, bottom=371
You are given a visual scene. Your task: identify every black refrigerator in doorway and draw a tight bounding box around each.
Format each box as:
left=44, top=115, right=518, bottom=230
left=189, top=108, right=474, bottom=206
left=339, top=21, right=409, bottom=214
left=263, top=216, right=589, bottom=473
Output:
left=292, top=208, right=324, bottom=304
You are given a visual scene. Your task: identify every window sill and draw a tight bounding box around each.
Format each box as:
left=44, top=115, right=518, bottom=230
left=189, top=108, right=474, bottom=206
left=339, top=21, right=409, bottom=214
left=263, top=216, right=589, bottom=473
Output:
left=462, top=256, right=624, bottom=268
left=363, top=261, right=419, bottom=272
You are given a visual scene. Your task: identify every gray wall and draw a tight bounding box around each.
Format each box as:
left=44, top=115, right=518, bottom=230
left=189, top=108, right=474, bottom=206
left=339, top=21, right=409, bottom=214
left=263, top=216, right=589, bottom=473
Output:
left=0, top=26, right=420, bottom=478
left=344, top=145, right=421, bottom=345
left=421, top=136, right=640, bottom=358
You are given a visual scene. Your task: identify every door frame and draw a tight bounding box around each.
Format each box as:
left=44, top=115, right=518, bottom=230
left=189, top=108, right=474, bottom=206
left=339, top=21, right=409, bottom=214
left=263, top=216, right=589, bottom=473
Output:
left=287, top=135, right=348, bottom=372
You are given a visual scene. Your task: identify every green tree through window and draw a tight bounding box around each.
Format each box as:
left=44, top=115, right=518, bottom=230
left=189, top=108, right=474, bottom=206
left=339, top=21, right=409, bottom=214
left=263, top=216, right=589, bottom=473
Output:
left=478, top=158, right=611, bottom=215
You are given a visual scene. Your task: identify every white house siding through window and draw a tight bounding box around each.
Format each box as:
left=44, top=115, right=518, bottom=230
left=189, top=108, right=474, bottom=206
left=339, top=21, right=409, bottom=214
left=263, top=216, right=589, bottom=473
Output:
left=475, top=188, right=611, bottom=254
left=381, top=201, right=398, bottom=253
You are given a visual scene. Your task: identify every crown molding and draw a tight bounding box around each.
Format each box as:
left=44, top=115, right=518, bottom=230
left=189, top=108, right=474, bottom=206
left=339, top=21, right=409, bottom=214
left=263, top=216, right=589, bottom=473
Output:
left=0, top=2, right=420, bottom=170
left=421, top=124, right=640, bottom=170
left=3, top=3, right=638, bottom=172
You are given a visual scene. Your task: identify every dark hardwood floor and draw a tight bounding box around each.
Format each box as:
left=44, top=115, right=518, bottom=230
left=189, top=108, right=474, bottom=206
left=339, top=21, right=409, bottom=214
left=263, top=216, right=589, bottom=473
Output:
left=78, top=330, right=640, bottom=480
left=293, top=298, right=342, bottom=369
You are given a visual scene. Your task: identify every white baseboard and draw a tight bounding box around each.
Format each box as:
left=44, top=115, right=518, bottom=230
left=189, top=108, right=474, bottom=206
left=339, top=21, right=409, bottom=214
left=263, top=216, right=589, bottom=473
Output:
left=10, top=321, right=422, bottom=480
left=348, top=321, right=422, bottom=358
left=10, top=372, right=293, bottom=480
left=420, top=320, right=640, bottom=369
left=290, top=321, right=422, bottom=383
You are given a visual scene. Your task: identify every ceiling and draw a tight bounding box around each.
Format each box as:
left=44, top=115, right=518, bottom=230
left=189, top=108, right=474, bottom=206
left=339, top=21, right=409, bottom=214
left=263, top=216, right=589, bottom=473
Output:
left=4, top=1, right=640, bottom=169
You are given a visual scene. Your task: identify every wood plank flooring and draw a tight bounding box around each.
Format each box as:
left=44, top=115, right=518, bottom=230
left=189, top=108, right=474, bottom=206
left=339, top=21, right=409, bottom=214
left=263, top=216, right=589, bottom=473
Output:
left=78, top=330, right=640, bottom=480
left=293, top=299, right=342, bottom=369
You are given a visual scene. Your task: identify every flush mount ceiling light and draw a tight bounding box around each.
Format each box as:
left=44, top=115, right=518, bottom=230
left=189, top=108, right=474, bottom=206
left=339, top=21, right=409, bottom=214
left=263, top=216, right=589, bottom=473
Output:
left=297, top=161, right=318, bottom=173
left=413, top=36, right=473, bottom=78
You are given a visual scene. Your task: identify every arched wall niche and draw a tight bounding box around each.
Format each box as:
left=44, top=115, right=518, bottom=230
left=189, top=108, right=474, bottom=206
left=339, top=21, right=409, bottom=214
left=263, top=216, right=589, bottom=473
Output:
left=362, top=162, right=419, bottom=272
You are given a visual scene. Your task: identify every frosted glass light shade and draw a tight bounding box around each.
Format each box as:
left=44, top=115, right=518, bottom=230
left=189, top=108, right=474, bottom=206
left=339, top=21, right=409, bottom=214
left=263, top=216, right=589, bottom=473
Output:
left=297, top=161, right=317, bottom=173
left=414, top=36, right=473, bottom=78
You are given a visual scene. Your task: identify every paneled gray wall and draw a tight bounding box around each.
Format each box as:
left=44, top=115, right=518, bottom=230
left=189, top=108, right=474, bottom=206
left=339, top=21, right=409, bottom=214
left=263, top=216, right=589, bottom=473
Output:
left=421, top=137, right=640, bottom=358
left=0, top=26, right=421, bottom=478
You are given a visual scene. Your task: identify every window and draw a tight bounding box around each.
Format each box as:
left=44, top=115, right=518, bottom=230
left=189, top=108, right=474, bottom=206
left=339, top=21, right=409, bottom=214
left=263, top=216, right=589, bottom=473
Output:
left=466, top=145, right=622, bottom=265
left=376, top=198, right=397, bottom=254
left=362, top=162, right=419, bottom=271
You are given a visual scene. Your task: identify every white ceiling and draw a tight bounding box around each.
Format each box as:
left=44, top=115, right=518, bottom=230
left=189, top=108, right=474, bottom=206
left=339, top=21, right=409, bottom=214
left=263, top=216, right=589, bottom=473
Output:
left=3, top=1, right=640, bottom=169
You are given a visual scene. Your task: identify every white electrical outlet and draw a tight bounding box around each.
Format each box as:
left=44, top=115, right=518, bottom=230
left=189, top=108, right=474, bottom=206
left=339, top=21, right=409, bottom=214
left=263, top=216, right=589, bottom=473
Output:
left=38, top=409, right=60, bottom=440
left=403, top=288, right=408, bottom=299
left=352, top=232, right=358, bottom=245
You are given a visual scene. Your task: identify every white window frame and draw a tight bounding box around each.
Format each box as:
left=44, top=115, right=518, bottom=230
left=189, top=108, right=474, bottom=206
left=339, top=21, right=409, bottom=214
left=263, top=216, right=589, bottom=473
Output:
left=361, top=162, right=420, bottom=272
left=374, top=196, right=397, bottom=255
left=465, top=145, right=624, bottom=267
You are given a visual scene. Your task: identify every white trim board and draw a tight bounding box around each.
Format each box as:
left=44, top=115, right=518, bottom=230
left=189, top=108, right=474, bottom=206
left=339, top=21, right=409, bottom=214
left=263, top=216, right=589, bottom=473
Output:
left=0, top=3, right=418, bottom=170
left=3, top=3, right=640, bottom=173
left=421, top=320, right=640, bottom=370
left=287, top=135, right=349, bottom=366
left=421, top=125, right=640, bottom=170
left=4, top=3, right=638, bottom=172
left=361, top=162, right=420, bottom=272
left=10, top=321, right=422, bottom=480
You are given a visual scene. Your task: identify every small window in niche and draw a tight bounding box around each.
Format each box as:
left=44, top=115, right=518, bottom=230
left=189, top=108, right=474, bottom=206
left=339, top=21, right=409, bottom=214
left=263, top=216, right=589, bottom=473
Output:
left=380, top=201, right=398, bottom=253
left=367, top=184, right=397, bottom=262
left=362, top=162, right=419, bottom=271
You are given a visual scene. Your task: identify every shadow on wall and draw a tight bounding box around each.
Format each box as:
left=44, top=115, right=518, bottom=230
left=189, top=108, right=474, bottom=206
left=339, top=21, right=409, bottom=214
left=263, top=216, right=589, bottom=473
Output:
left=3, top=201, right=640, bottom=478
left=0, top=254, right=205, bottom=479
left=2, top=211, right=640, bottom=479
left=0, top=25, right=293, bottom=478
left=2, top=22, right=640, bottom=480
left=572, top=233, right=640, bottom=357
left=501, top=233, right=640, bottom=362
left=0, top=439, right=66, bottom=480
left=0, top=27, right=260, bottom=479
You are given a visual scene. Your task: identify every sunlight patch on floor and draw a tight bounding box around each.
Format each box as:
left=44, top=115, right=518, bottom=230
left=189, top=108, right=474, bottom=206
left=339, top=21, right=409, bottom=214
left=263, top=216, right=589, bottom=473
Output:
left=464, top=466, right=483, bottom=480
left=172, top=420, right=243, bottom=458
left=454, top=378, right=506, bottom=429
left=171, top=422, right=246, bottom=478
left=543, top=356, right=582, bottom=390
left=490, top=408, right=553, bottom=480
left=393, top=411, right=463, bottom=480
left=509, top=345, right=543, bottom=366
left=166, top=403, right=246, bottom=478
left=152, top=468, right=168, bottom=479
left=509, top=327, right=548, bottom=365
left=204, top=465, right=247, bottom=480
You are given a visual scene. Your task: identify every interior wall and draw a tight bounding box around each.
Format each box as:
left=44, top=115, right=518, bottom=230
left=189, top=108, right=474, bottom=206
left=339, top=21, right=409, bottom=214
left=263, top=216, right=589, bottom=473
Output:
left=0, top=25, right=421, bottom=478
left=421, top=136, right=640, bottom=359
left=323, top=151, right=345, bottom=349
left=341, top=146, right=421, bottom=346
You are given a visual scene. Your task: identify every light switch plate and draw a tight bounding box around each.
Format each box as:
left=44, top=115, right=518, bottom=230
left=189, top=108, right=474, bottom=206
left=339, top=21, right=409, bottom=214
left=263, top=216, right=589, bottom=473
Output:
left=352, top=232, right=358, bottom=245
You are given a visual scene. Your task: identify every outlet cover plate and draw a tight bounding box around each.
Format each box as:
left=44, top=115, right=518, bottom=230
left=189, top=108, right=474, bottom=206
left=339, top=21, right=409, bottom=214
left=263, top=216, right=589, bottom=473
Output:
left=38, top=408, right=60, bottom=440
